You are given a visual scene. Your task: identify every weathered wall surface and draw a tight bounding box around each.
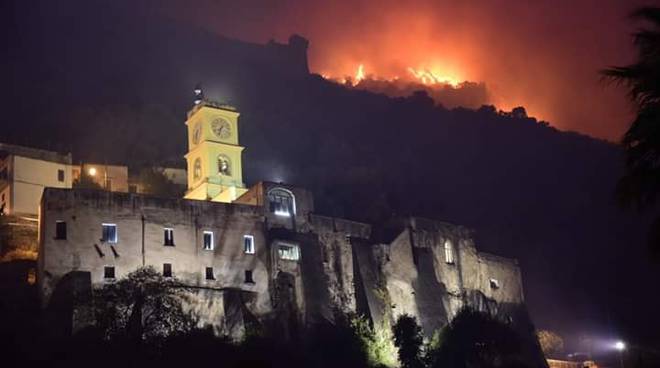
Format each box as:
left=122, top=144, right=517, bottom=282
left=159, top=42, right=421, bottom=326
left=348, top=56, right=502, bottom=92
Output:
left=38, top=188, right=271, bottom=319
left=360, top=217, right=525, bottom=336
left=37, top=188, right=526, bottom=341
left=3, top=155, right=73, bottom=216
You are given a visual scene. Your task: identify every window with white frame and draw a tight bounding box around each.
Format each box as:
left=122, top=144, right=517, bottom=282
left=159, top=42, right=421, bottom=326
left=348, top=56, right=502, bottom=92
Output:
left=202, top=231, right=214, bottom=250
left=244, top=235, right=255, bottom=254
left=267, top=188, right=295, bottom=217
left=278, top=243, right=300, bottom=261
left=444, top=240, right=454, bottom=264
left=164, top=228, right=174, bottom=246
left=101, top=223, right=118, bottom=244
left=489, top=278, right=500, bottom=289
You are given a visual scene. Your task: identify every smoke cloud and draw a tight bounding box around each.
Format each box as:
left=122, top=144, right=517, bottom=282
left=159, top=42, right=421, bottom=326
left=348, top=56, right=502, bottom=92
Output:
left=166, top=0, right=645, bottom=140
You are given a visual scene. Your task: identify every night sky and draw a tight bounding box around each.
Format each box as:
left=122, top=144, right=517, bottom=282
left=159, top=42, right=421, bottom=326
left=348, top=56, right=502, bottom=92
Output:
left=3, top=0, right=660, bottom=356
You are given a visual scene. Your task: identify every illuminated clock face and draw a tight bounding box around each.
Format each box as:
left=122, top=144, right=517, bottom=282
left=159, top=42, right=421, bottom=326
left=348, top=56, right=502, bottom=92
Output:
left=211, top=118, right=231, bottom=139
left=192, top=123, right=201, bottom=145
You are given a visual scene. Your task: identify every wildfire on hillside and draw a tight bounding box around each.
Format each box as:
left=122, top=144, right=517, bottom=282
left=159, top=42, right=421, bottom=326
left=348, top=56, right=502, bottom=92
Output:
left=324, top=64, right=462, bottom=88
left=321, top=64, right=491, bottom=109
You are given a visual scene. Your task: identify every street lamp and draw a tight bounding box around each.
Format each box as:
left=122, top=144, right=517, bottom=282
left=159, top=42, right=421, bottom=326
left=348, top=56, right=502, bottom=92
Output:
left=614, top=340, right=626, bottom=368
left=615, top=341, right=626, bottom=351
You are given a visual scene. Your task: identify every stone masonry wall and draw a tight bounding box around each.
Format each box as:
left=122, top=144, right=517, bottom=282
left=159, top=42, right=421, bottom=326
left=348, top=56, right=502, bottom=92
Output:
left=37, top=188, right=525, bottom=341
left=39, top=189, right=272, bottom=321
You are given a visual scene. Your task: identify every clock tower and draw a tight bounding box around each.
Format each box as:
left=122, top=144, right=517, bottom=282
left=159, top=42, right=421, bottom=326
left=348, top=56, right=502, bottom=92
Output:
left=184, top=91, right=247, bottom=203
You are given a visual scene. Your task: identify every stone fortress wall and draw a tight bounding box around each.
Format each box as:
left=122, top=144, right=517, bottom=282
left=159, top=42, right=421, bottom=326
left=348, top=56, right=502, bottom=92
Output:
left=38, top=180, right=524, bottom=338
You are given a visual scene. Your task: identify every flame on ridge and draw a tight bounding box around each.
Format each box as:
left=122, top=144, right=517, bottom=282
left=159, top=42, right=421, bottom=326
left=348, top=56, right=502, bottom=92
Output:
left=355, top=64, right=365, bottom=83
left=323, top=64, right=462, bottom=88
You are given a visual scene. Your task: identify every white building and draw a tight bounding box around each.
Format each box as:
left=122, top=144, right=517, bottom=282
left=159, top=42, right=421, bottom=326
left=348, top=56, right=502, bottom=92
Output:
left=0, top=143, right=73, bottom=217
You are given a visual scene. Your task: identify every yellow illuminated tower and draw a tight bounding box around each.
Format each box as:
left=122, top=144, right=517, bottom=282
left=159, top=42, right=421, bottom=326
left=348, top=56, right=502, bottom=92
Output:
left=184, top=89, right=247, bottom=203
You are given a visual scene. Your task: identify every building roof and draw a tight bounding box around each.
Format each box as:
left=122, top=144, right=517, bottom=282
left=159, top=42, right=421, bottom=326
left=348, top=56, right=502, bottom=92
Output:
left=0, top=143, right=72, bottom=165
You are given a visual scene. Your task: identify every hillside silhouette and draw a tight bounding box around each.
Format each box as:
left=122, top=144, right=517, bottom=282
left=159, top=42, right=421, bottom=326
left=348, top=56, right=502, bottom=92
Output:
left=2, top=0, right=659, bottom=347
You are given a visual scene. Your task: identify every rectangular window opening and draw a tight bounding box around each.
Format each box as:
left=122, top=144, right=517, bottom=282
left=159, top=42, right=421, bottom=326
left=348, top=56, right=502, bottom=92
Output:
left=55, top=220, right=67, bottom=240
left=202, top=231, right=214, bottom=250
left=244, top=270, right=254, bottom=284
left=205, top=267, right=215, bottom=280
left=163, top=263, right=172, bottom=278
left=244, top=235, right=255, bottom=254
left=269, top=195, right=293, bottom=217
left=278, top=243, right=300, bottom=261
left=164, top=228, right=174, bottom=246
left=444, top=240, right=455, bottom=264
left=489, top=278, right=500, bottom=290
left=104, top=266, right=115, bottom=279
left=101, top=223, right=117, bottom=244
left=57, top=169, right=65, bottom=182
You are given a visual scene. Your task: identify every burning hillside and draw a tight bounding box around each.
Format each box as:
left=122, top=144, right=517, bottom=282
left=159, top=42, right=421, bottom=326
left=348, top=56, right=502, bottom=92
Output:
left=321, top=64, right=491, bottom=109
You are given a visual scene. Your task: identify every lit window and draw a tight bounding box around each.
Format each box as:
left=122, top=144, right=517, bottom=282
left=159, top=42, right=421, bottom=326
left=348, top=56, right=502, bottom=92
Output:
left=104, top=266, right=115, bottom=279
left=244, top=235, right=255, bottom=254
left=202, top=231, right=214, bottom=250
left=205, top=267, right=215, bottom=280
left=164, top=228, right=174, bottom=246
left=101, top=223, right=118, bottom=244
left=268, top=188, right=295, bottom=217
left=57, top=169, right=65, bottom=182
left=489, top=278, right=500, bottom=290
left=244, top=270, right=254, bottom=284
left=278, top=243, right=300, bottom=261
left=163, top=263, right=172, bottom=278
left=444, top=240, right=454, bottom=264
left=55, top=221, right=67, bottom=240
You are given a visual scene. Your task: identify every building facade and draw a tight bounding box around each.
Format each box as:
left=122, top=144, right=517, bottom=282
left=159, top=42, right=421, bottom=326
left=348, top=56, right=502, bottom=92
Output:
left=37, top=99, right=527, bottom=339
left=0, top=143, right=74, bottom=217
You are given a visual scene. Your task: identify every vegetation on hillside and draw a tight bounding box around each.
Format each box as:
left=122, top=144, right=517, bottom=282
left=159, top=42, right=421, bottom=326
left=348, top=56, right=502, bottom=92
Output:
left=0, top=265, right=546, bottom=368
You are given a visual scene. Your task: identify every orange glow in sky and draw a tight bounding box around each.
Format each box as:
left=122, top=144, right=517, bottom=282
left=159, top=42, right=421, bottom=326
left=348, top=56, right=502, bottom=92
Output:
left=175, top=0, right=639, bottom=140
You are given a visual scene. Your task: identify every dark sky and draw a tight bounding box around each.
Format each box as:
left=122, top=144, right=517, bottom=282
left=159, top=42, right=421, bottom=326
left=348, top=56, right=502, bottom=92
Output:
left=160, top=0, right=650, bottom=141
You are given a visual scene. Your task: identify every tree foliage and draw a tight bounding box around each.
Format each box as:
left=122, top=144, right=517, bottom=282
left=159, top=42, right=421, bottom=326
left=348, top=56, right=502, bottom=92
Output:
left=93, top=266, right=195, bottom=341
left=426, top=308, right=528, bottom=368
left=393, top=314, right=425, bottom=368
left=351, top=315, right=398, bottom=367
left=602, top=7, right=660, bottom=258
left=72, top=172, right=104, bottom=190
left=138, top=167, right=185, bottom=198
